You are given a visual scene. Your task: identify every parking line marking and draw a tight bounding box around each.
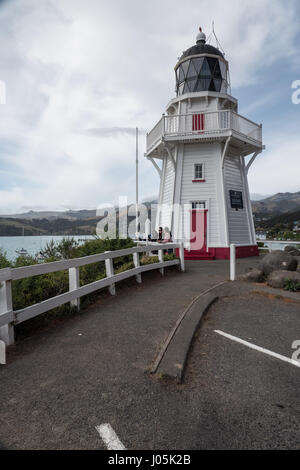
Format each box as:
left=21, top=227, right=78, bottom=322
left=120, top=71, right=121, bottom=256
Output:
left=95, top=423, right=127, bottom=450
left=214, top=330, right=300, bottom=368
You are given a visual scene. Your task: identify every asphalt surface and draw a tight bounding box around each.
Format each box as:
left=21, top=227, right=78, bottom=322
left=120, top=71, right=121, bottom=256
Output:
left=0, top=257, right=299, bottom=450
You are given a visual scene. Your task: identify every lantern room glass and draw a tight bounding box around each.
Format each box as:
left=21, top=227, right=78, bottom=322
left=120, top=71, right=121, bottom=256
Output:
left=175, top=56, right=227, bottom=96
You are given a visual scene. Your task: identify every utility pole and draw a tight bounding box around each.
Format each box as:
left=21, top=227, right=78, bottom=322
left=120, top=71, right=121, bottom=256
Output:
left=135, top=127, right=139, bottom=238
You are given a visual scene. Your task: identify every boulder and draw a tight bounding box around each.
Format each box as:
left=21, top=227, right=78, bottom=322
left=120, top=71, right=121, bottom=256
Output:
left=238, top=268, right=264, bottom=283
left=259, top=250, right=298, bottom=276
left=267, top=270, right=300, bottom=289
left=284, top=245, right=300, bottom=257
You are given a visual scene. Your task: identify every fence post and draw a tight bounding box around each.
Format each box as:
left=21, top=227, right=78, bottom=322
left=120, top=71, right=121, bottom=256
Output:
left=158, top=249, right=164, bottom=276
left=105, top=254, right=116, bottom=295
left=179, top=243, right=185, bottom=272
left=230, top=244, right=236, bottom=281
left=133, top=252, right=142, bottom=284
left=69, top=267, right=80, bottom=310
left=0, top=278, right=14, bottom=346
left=0, top=340, right=5, bottom=364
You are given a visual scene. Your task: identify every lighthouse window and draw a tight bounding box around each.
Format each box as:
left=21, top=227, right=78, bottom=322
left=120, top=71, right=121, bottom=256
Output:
left=191, top=201, right=206, bottom=209
left=194, top=164, right=204, bottom=180
left=176, top=57, right=225, bottom=95
left=187, top=61, right=197, bottom=78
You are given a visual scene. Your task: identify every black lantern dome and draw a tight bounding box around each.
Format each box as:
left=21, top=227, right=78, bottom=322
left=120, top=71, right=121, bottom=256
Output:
left=175, top=28, right=228, bottom=96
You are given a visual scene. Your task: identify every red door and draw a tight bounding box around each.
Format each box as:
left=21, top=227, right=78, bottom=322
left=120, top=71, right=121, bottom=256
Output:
left=190, top=209, right=208, bottom=253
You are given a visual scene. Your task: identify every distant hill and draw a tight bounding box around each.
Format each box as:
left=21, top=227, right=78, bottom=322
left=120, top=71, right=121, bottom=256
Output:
left=252, top=191, right=300, bottom=217
left=257, top=208, right=300, bottom=230
left=1, top=193, right=300, bottom=236
left=0, top=201, right=157, bottom=236
left=0, top=201, right=157, bottom=221
left=0, top=217, right=100, bottom=236
left=0, top=209, right=97, bottom=221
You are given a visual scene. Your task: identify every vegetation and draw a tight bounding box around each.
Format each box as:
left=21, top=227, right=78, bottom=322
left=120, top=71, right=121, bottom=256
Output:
left=283, top=279, right=300, bottom=292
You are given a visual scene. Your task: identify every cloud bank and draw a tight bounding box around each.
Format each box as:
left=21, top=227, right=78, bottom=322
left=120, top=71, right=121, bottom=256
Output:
left=0, top=0, right=299, bottom=213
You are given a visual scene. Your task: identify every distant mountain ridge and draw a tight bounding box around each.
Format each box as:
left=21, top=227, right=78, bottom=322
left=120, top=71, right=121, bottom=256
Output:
left=252, top=191, right=300, bottom=216
left=0, top=209, right=98, bottom=220
left=0, top=192, right=300, bottom=236
left=0, top=195, right=272, bottom=221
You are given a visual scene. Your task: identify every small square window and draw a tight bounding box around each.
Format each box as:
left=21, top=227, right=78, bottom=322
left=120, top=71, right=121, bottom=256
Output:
left=194, top=163, right=204, bottom=180
left=191, top=201, right=206, bottom=209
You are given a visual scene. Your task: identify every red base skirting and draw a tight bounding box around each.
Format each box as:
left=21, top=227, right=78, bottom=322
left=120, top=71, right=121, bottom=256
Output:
left=176, top=245, right=259, bottom=260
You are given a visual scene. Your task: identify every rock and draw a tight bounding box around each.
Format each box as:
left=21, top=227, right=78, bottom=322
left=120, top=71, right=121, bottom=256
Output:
left=284, top=245, right=300, bottom=256
left=238, top=268, right=264, bottom=283
left=267, top=270, right=300, bottom=289
left=259, top=250, right=298, bottom=276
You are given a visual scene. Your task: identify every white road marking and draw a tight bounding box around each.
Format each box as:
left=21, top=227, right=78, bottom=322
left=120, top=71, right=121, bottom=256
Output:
left=95, top=423, right=127, bottom=450
left=214, top=330, right=300, bottom=368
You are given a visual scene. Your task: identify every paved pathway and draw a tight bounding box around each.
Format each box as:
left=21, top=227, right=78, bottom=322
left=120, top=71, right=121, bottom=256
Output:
left=0, top=257, right=298, bottom=449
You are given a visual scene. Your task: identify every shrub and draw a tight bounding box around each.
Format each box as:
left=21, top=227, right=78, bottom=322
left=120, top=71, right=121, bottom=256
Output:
left=8, top=237, right=135, bottom=314
left=163, top=253, right=178, bottom=261
left=283, top=279, right=300, bottom=292
left=0, top=249, right=11, bottom=268
left=115, top=261, right=135, bottom=273
left=140, top=255, right=159, bottom=265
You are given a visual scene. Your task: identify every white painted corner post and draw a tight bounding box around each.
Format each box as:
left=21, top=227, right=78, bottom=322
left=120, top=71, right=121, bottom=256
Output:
left=158, top=248, right=164, bottom=276
left=179, top=242, right=185, bottom=272
left=230, top=244, right=236, bottom=281
left=133, top=252, right=142, bottom=283
left=69, top=267, right=80, bottom=310
left=0, top=271, right=14, bottom=346
left=105, top=253, right=116, bottom=295
left=0, top=339, right=5, bottom=364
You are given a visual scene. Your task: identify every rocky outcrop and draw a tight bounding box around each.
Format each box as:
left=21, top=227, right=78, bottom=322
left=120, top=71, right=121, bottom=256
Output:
left=238, top=268, right=264, bottom=283
left=267, top=270, right=300, bottom=289
left=259, top=250, right=298, bottom=276
left=284, top=245, right=300, bottom=257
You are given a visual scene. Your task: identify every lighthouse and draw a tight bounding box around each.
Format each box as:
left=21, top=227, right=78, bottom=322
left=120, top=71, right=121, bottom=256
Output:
left=145, top=27, right=264, bottom=259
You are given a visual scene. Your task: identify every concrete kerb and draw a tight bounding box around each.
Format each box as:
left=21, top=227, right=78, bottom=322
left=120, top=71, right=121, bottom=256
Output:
left=151, top=282, right=226, bottom=383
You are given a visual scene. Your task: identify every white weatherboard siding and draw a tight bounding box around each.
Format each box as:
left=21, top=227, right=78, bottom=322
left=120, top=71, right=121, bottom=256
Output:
left=179, top=142, right=222, bottom=247
left=159, top=156, right=175, bottom=230
left=224, top=156, right=251, bottom=245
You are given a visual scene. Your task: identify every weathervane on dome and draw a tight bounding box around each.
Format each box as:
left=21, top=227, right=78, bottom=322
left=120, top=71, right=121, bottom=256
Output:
left=196, top=26, right=206, bottom=44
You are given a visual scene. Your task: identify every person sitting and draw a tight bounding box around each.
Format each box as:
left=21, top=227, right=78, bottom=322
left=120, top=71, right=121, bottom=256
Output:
left=158, top=227, right=172, bottom=243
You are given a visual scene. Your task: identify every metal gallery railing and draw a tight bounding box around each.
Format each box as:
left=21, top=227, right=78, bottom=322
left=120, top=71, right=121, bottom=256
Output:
left=146, top=110, right=262, bottom=152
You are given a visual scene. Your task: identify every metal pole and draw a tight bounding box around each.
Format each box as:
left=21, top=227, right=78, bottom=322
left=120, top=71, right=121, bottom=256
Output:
left=136, top=126, right=139, bottom=239
left=230, top=244, right=236, bottom=281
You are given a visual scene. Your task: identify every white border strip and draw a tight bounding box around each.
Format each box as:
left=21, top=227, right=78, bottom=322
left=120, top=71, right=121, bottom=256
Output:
left=214, top=330, right=300, bottom=368
left=95, top=423, right=126, bottom=450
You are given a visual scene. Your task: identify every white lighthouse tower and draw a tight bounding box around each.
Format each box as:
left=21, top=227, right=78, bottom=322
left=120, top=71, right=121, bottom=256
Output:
left=146, top=27, right=264, bottom=259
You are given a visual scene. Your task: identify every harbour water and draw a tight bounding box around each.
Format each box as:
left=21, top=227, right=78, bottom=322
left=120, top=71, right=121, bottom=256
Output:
left=0, top=235, right=94, bottom=261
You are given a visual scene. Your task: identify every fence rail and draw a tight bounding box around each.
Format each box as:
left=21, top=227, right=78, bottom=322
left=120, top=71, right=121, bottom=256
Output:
left=0, top=243, right=185, bottom=346
left=257, top=240, right=300, bottom=253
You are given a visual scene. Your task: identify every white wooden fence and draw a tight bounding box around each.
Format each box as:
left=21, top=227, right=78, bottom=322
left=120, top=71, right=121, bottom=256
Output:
left=0, top=243, right=185, bottom=346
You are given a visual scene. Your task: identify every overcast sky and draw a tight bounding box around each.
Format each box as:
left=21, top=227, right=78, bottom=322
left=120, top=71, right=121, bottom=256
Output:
left=0, top=0, right=299, bottom=214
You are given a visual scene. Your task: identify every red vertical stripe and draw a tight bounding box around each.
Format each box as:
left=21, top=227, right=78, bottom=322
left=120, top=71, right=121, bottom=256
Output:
left=192, top=114, right=205, bottom=131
